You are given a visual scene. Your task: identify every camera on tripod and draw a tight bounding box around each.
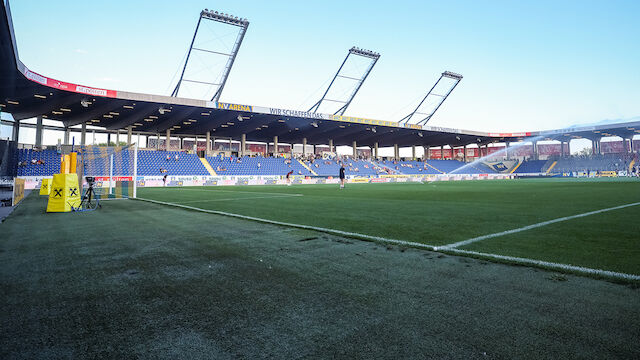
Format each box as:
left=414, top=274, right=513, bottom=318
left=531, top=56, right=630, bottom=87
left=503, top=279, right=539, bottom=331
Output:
left=85, top=176, right=95, bottom=185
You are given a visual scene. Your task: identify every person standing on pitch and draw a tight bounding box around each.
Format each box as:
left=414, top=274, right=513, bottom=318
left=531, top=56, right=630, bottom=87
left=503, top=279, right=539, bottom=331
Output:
left=286, top=170, right=293, bottom=186
left=339, top=163, right=346, bottom=189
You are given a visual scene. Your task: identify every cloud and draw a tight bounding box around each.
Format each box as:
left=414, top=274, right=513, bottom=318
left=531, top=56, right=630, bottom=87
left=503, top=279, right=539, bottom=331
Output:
left=74, top=49, right=88, bottom=54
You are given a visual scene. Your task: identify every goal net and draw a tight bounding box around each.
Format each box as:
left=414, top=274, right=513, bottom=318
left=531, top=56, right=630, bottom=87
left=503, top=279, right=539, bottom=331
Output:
left=77, top=144, right=138, bottom=199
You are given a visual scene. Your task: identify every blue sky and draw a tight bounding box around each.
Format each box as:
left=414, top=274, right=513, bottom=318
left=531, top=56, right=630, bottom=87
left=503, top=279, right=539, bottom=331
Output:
left=8, top=0, right=640, bottom=134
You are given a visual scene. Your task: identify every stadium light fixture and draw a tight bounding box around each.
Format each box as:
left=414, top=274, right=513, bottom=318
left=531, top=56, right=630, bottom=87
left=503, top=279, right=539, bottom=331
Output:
left=456, top=136, right=460, bottom=140
left=201, top=112, right=210, bottom=116
left=52, top=111, right=63, bottom=115
left=311, top=121, right=318, bottom=128
left=144, top=118, right=153, bottom=122
left=6, top=100, right=19, bottom=105
left=109, top=112, right=119, bottom=116
left=418, top=132, right=423, bottom=137
left=123, top=105, right=134, bottom=109
left=80, top=99, right=91, bottom=107
left=60, top=108, right=72, bottom=112
left=371, top=127, right=377, bottom=133
left=34, top=94, right=46, bottom=99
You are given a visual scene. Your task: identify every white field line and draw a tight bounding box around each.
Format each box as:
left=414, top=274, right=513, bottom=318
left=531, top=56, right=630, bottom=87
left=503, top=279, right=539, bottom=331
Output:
left=438, top=201, right=640, bottom=250
left=133, top=197, right=640, bottom=282
left=175, top=194, right=303, bottom=204
left=158, top=187, right=297, bottom=196
left=444, top=248, right=640, bottom=281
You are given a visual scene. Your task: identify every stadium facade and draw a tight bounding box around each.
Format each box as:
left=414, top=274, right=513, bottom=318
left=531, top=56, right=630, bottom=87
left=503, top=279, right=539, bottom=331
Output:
left=1, top=0, right=639, bottom=184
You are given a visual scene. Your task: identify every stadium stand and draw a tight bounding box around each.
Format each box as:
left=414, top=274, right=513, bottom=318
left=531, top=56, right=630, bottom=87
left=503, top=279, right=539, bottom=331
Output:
left=552, top=154, right=635, bottom=173
left=206, top=155, right=313, bottom=176
left=16, top=149, right=60, bottom=176
left=137, top=150, right=209, bottom=176
left=513, top=160, right=548, bottom=174
left=17, top=149, right=637, bottom=178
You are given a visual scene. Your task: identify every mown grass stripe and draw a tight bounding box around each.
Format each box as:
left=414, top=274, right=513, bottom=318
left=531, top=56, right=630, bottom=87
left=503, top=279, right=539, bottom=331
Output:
left=440, top=201, right=640, bottom=249
left=133, top=196, right=640, bottom=282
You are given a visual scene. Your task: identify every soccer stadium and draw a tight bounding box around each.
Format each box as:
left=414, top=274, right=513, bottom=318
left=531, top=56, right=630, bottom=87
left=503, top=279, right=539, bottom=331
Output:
left=1, top=1, right=639, bottom=358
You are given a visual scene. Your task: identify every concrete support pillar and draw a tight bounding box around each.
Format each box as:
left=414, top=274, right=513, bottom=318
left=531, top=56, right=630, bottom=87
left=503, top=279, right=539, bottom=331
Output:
left=273, top=136, right=278, bottom=156
left=115, top=131, right=120, bottom=146
left=329, top=139, right=334, bottom=153
left=63, top=127, right=70, bottom=145
left=440, top=146, right=444, bottom=160
left=156, top=134, right=160, bottom=150
left=533, top=141, right=539, bottom=160
left=303, top=137, right=307, bottom=157
left=596, top=138, right=601, bottom=155
left=394, top=144, right=399, bottom=161
left=81, top=123, right=86, bottom=146
left=374, top=142, right=379, bottom=160
left=424, top=146, right=429, bottom=160
left=240, top=134, right=246, bottom=156
left=352, top=140, right=357, bottom=158
left=228, top=137, right=232, bottom=153
left=205, top=132, right=211, bottom=156
left=505, top=142, right=510, bottom=159
left=107, top=133, right=111, bottom=146
left=627, top=138, right=633, bottom=153
left=412, top=145, right=416, bottom=161
left=127, top=126, right=133, bottom=145
left=35, top=116, right=43, bottom=148
left=12, top=119, right=20, bottom=142
left=165, top=129, right=171, bottom=151
left=463, top=145, right=467, bottom=162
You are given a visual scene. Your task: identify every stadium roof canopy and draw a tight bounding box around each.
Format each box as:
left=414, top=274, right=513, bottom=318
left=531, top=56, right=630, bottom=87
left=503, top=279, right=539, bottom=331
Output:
left=1, top=1, right=638, bottom=148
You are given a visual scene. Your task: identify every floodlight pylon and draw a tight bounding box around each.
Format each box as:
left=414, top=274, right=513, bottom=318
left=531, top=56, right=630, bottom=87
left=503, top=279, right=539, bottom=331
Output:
left=171, top=9, right=249, bottom=102
left=399, top=71, right=462, bottom=125
left=308, top=47, right=380, bottom=116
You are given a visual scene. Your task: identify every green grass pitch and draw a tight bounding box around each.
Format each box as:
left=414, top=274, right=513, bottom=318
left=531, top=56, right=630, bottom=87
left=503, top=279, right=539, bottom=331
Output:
left=137, top=178, right=640, bottom=275
left=1, top=178, right=639, bottom=358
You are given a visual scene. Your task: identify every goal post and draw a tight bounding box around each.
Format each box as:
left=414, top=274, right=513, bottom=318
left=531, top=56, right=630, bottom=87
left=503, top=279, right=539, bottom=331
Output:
left=77, top=144, right=137, bottom=199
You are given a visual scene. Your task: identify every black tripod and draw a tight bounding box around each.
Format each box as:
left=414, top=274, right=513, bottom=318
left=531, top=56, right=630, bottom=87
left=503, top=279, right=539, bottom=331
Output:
left=78, top=176, right=101, bottom=211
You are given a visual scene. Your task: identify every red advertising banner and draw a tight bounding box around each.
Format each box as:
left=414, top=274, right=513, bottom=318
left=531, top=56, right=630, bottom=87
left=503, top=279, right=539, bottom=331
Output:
left=487, top=146, right=505, bottom=155
left=537, top=144, right=568, bottom=156
left=601, top=141, right=629, bottom=154
left=510, top=145, right=534, bottom=156
left=24, top=68, right=117, bottom=98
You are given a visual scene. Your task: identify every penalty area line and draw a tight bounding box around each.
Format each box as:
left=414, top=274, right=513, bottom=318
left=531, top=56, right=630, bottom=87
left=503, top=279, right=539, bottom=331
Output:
left=438, top=201, right=640, bottom=250
left=174, top=194, right=303, bottom=204
left=132, top=197, right=640, bottom=282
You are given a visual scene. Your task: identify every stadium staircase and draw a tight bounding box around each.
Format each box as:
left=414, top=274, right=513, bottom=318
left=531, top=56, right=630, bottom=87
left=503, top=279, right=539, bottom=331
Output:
left=297, top=159, right=317, bottom=176
left=545, top=161, right=558, bottom=174
left=509, top=160, right=522, bottom=174
left=199, top=158, right=217, bottom=176
left=424, top=162, right=445, bottom=174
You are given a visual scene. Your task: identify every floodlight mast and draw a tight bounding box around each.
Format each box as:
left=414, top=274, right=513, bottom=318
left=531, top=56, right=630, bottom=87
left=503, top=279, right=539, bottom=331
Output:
left=399, top=71, right=463, bottom=125
left=171, top=9, right=249, bottom=102
left=308, top=47, right=380, bottom=115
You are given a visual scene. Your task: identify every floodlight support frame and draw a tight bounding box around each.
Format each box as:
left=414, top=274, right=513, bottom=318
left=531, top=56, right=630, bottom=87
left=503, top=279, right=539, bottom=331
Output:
left=399, top=71, right=463, bottom=125
left=171, top=9, right=249, bottom=102
left=308, top=47, right=380, bottom=116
